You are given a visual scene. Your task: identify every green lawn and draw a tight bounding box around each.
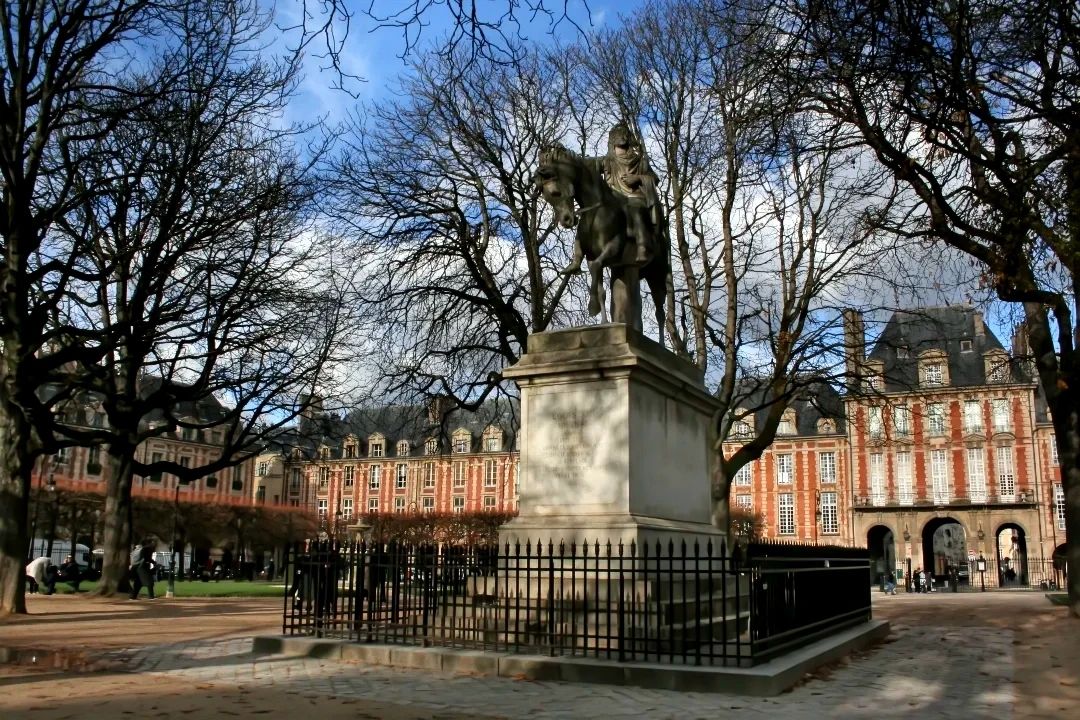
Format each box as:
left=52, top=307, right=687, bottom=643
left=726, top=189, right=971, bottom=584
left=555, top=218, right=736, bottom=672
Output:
left=52, top=579, right=286, bottom=598
left=1047, top=592, right=1070, bottom=606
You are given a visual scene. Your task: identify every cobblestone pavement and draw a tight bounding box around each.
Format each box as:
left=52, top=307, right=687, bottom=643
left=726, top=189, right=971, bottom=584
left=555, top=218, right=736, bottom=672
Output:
left=71, top=615, right=1014, bottom=719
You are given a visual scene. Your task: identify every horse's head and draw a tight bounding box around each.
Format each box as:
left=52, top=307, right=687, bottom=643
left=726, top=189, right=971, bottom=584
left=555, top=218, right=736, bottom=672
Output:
left=534, top=144, right=578, bottom=229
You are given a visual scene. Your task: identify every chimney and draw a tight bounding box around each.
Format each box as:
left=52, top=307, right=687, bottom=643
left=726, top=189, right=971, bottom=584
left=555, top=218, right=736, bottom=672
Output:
left=299, top=393, right=324, bottom=422
left=973, top=311, right=985, bottom=338
left=1011, top=323, right=1029, bottom=359
left=427, top=394, right=453, bottom=424
left=843, top=310, right=866, bottom=391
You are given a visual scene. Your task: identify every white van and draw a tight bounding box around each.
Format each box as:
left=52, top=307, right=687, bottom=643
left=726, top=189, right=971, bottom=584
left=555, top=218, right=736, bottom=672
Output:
left=29, top=538, right=91, bottom=570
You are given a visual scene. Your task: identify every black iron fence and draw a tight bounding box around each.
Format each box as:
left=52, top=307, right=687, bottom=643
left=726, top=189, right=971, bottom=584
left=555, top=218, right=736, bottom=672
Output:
left=282, top=539, right=871, bottom=667
left=900, top=557, right=1067, bottom=593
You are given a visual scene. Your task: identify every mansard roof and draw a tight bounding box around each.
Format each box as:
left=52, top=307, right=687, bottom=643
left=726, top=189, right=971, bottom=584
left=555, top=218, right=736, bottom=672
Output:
left=732, top=378, right=846, bottom=437
left=287, top=399, right=519, bottom=460
left=867, top=305, right=1023, bottom=391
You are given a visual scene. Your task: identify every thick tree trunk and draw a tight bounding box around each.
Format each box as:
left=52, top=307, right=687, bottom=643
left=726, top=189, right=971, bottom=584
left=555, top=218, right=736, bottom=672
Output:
left=0, top=411, right=33, bottom=615
left=95, top=449, right=135, bottom=595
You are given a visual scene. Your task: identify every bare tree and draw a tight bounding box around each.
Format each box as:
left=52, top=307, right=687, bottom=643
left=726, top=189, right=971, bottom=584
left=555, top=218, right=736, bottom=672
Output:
left=323, top=47, right=594, bottom=413
left=785, top=0, right=1080, bottom=614
left=50, top=2, right=349, bottom=595
left=0, top=0, right=204, bottom=615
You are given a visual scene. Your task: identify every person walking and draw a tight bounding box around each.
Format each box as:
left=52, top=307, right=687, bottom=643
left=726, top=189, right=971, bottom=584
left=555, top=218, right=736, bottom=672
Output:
left=129, top=539, right=158, bottom=599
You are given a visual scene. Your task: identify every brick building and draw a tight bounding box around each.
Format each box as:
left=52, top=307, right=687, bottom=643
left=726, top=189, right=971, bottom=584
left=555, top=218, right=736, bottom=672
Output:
left=727, top=305, right=1066, bottom=585
left=254, top=399, right=519, bottom=528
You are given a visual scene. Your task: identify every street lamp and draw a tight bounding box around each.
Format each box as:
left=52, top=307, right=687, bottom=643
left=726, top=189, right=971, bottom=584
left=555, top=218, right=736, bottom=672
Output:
left=976, top=554, right=987, bottom=592
left=44, top=474, right=58, bottom=561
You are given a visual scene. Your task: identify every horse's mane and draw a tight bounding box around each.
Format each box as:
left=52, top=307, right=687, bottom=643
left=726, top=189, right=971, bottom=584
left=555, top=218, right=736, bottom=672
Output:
left=538, top=142, right=578, bottom=167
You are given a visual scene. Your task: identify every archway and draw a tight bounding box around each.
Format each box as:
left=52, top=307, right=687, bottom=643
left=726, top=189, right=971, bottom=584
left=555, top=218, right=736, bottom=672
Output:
left=996, top=523, right=1028, bottom=585
left=866, top=525, right=895, bottom=588
left=922, top=517, right=966, bottom=582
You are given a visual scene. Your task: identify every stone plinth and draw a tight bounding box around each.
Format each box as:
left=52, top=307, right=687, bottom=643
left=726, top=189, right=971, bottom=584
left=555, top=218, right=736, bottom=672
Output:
left=500, top=324, right=724, bottom=550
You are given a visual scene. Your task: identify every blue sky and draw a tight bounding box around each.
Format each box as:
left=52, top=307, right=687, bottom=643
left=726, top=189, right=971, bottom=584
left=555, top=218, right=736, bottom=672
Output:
left=277, top=0, right=641, bottom=127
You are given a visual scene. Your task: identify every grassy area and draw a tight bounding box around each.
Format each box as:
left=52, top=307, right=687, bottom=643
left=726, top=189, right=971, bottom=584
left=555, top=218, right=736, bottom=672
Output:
left=52, top=579, right=285, bottom=598
left=1047, top=592, right=1070, bottom=606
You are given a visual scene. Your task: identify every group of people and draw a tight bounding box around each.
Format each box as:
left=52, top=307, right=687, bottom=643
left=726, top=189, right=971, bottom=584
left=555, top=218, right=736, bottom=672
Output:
left=25, top=554, right=82, bottom=595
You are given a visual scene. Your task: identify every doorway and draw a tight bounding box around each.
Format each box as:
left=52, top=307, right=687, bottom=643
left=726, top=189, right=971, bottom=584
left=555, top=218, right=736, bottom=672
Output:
left=867, top=525, right=895, bottom=587
left=995, top=523, right=1028, bottom=585
left=922, top=517, right=966, bottom=582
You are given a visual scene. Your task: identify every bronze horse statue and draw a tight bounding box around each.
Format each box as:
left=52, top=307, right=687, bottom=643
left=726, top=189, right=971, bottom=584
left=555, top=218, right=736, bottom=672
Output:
left=533, top=143, right=671, bottom=345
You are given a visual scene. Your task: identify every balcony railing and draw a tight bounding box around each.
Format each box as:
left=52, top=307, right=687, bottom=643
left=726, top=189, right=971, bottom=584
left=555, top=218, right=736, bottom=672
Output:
left=854, top=491, right=1037, bottom=508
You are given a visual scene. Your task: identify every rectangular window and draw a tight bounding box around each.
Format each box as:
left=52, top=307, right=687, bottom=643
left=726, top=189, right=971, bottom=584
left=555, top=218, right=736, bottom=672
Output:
left=778, top=494, right=795, bottom=535
left=394, top=496, right=406, bottom=513
left=344, top=444, right=356, bottom=459
left=775, top=454, right=793, bottom=485
left=317, top=499, right=327, bottom=517
left=289, top=467, right=301, bottom=492
left=453, top=461, right=466, bottom=487
left=868, top=406, right=883, bottom=439
left=735, top=493, right=752, bottom=508
left=396, top=463, right=408, bottom=489
left=483, top=495, right=496, bottom=509
left=452, top=496, right=465, bottom=513
left=453, top=436, right=469, bottom=453
left=424, top=462, right=436, bottom=488
left=996, top=446, right=1016, bottom=500
left=964, top=400, right=982, bottom=433
left=966, top=448, right=987, bottom=503
left=992, top=398, right=1010, bottom=432
left=368, top=498, right=379, bottom=512
left=485, top=436, right=501, bottom=451
left=318, top=466, right=329, bottom=490
left=896, top=452, right=914, bottom=505
left=256, top=486, right=266, bottom=503
left=426, top=438, right=439, bottom=455
left=777, top=417, right=795, bottom=435
left=342, top=498, right=353, bottom=517
left=86, top=446, right=101, bottom=473
left=370, top=442, right=383, bottom=458
left=422, top=496, right=435, bottom=512
left=734, top=462, right=753, bottom=486
left=930, top=449, right=950, bottom=503
left=369, top=464, right=381, bottom=490
left=923, top=362, right=943, bottom=386
left=1055, top=484, right=1066, bottom=530
left=343, top=465, right=354, bottom=487
left=820, top=491, right=838, bottom=534
left=149, top=451, right=163, bottom=483
left=257, top=461, right=268, bottom=476
left=1051, top=435, right=1059, bottom=465
left=927, top=403, right=945, bottom=436
left=818, top=452, right=836, bottom=484
left=893, top=406, right=911, bottom=437
left=484, top=458, right=498, bottom=487
left=869, top=453, right=886, bottom=505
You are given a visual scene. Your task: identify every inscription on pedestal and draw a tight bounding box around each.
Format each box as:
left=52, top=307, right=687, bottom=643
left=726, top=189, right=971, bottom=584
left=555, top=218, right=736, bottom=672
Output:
left=526, top=384, right=624, bottom=510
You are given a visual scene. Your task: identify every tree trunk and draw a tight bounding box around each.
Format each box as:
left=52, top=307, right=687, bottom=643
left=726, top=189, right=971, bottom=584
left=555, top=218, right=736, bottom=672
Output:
left=0, top=410, right=33, bottom=615
left=95, top=449, right=136, bottom=595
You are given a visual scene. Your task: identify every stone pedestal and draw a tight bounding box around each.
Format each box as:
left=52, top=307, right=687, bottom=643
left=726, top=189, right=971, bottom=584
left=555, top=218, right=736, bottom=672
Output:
left=500, top=324, right=724, bottom=551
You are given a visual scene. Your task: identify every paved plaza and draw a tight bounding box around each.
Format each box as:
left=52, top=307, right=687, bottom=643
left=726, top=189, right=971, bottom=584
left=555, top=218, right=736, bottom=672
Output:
left=1, top=592, right=1077, bottom=719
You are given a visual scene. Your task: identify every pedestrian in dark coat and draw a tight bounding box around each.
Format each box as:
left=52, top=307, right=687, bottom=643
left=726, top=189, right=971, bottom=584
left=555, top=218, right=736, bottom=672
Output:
left=129, top=539, right=158, bottom=599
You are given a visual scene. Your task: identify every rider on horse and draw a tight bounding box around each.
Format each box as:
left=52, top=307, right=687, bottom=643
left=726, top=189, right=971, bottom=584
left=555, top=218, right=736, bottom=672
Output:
left=586, top=122, right=663, bottom=265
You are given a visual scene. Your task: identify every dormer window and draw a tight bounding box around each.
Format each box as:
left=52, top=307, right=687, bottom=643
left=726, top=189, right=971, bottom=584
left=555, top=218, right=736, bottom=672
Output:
left=397, top=440, right=410, bottom=456
left=776, top=409, right=796, bottom=436
left=369, top=434, right=384, bottom=458
left=482, top=426, right=503, bottom=452
left=732, top=420, right=752, bottom=438
left=344, top=444, right=356, bottom=459
left=984, top=351, right=1010, bottom=384
left=319, top=446, right=331, bottom=459
left=960, top=339, right=973, bottom=353
left=452, top=429, right=471, bottom=454
left=817, top=418, right=836, bottom=434
left=919, top=350, right=950, bottom=387
left=425, top=437, right=439, bottom=455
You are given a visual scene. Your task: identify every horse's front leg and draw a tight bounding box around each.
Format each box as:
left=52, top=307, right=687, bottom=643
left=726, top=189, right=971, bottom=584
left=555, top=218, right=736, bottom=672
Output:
left=561, top=236, right=585, bottom=276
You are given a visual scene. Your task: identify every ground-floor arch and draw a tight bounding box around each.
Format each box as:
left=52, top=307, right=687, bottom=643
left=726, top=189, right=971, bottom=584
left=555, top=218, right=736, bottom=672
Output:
left=866, top=524, right=895, bottom=587
left=995, top=522, right=1029, bottom=585
left=921, top=516, right=967, bottom=580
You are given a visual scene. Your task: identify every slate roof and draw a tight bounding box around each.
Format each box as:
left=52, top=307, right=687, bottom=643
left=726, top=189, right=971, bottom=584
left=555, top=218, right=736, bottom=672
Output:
left=733, top=378, right=847, bottom=437
left=867, top=306, right=1024, bottom=391
left=283, top=398, right=519, bottom=460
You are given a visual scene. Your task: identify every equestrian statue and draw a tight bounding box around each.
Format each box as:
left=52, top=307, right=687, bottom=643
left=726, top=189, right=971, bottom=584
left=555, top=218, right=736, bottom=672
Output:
left=532, top=122, right=672, bottom=347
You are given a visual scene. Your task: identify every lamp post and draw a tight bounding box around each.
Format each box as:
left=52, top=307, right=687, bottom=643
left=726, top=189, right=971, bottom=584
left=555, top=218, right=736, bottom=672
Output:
left=44, top=474, right=58, bottom=562
left=977, top=554, right=987, bottom=592
left=813, top=490, right=821, bottom=545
